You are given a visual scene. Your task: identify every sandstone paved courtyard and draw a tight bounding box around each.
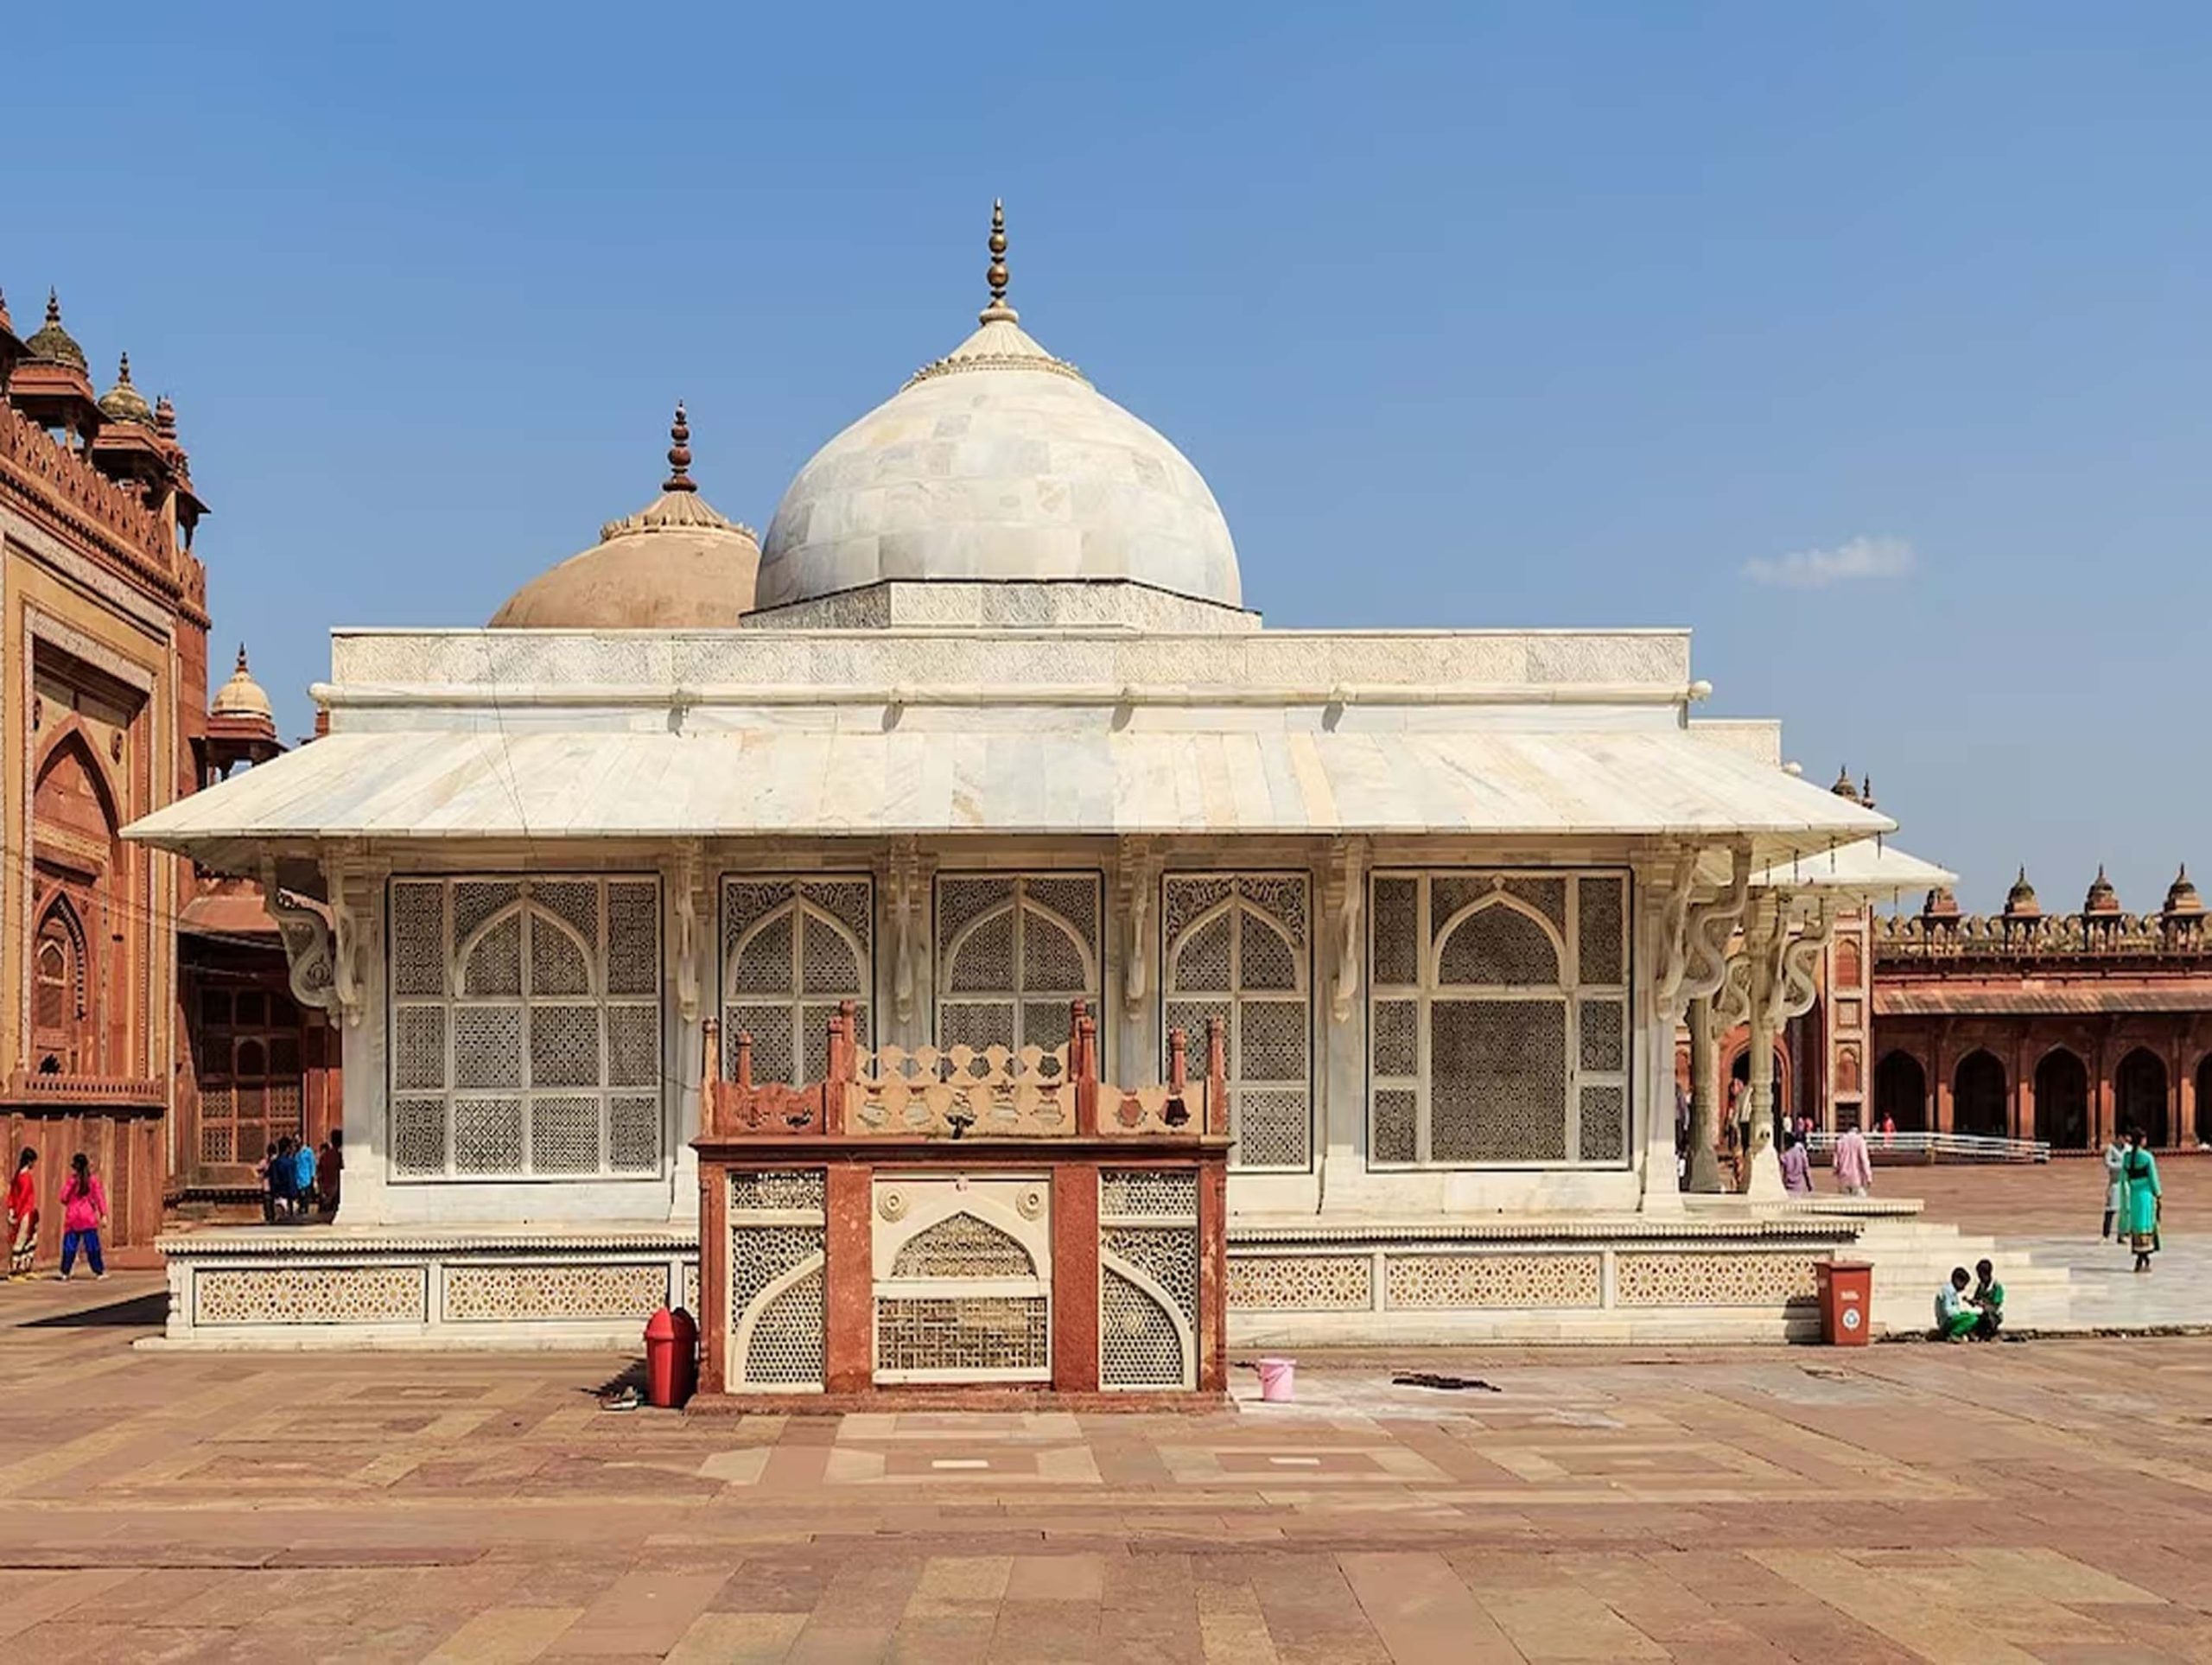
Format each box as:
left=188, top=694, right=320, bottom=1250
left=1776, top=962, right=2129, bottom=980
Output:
left=10, top=1269, right=2212, bottom=1662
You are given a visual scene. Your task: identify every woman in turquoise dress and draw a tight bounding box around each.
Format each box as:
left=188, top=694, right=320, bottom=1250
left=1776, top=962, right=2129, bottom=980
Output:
left=2120, top=1127, right=2163, bottom=1274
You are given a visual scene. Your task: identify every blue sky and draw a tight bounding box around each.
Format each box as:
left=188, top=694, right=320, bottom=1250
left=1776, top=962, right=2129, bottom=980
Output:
left=14, top=3, right=2209, bottom=910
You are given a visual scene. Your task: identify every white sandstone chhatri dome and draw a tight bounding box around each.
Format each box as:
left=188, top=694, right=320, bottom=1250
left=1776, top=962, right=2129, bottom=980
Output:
left=756, top=203, right=1242, bottom=613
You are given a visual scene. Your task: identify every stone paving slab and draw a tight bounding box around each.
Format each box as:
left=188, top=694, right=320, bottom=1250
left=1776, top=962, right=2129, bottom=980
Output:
left=9, top=1274, right=2212, bottom=1659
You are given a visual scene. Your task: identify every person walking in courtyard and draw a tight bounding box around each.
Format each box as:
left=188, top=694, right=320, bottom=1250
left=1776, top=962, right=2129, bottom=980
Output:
left=2120, top=1126, right=2163, bottom=1273
left=7, top=1149, right=37, bottom=1279
left=1834, top=1122, right=1872, bottom=1196
left=2102, top=1133, right=2127, bottom=1240
left=56, top=1153, right=107, bottom=1281
left=1779, top=1130, right=1814, bottom=1195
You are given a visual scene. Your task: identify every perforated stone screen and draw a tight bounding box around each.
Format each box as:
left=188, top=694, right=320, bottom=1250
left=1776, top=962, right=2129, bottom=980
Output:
left=1369, top=870, right=1630, bottom=1170
left=387, top=876, right=663, bottom=1180
left=727, top=1168, right=827, bottom=1391
left=1161, top=874, right=1313, bottom=1172
left=936, top=874, right=1100, bottom=1055
left=721, top=878, right=873, bottom=1085
left=1099, top=1167, right=1200, bottom=1390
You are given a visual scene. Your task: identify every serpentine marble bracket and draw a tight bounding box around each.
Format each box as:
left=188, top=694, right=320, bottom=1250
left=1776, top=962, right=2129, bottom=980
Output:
left=672, top=842, right=704, bottom=1023
left=888, top=838, right=925, bottom=1026
left=1117, top=836, right=1160, bottom=1020
left=1656, top=844, right=1751, bottom=1013
left=321, top=862, right=380, bottom=1027
left=259, top=859, right=340, bottom=1017
left=1325, top=836, right=1367, bottom=1023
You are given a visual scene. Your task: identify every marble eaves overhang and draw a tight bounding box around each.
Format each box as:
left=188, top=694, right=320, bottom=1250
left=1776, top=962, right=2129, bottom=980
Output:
left=124, top=625, right=1895, bottom=890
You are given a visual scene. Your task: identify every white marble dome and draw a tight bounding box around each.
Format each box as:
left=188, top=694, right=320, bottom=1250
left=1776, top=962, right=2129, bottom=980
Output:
left=758, top=245, right=1240, bottom=612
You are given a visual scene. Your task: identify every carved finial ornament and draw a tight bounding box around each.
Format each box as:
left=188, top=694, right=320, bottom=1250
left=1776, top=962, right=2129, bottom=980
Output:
left=980, top=198, right=1018, bottom=325
left=664, top=400, right=695, bottom=493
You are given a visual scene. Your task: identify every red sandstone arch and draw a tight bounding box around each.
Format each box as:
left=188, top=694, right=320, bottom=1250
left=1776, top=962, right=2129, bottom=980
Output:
left=2196, top=1054, right=2212, bottom=1148
left=1834, top=938, right=1864, bottom=990
left=2116, top=1047, right=2170, bottom=1147
left=30, top=893, right=91, bottom=1074
left=1873, top=1049, right=1927, bottom=1133
left=2034, top=1048, right=2092, bottom=1151
left=1953, top=1050, right=2008, bottom=1140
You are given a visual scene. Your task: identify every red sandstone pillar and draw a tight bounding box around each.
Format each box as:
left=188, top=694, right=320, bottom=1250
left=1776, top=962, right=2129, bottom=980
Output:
left=1199, top=1160, right=1228, bottom=1393
left=2094, top=1039, right=2114, bottom=1147
left=698, top=1155, right=729, bottom=1393
left=1931, top=1029, right=1952, bottom=1135
left=1051, top=1164, right=1100, bottom=1391
left=823, top=1165, right=874, bottom=1394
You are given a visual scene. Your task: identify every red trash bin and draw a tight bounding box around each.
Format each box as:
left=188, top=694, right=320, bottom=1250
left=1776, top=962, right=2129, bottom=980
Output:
left=644, top=1306, right=700, bottom=1407
left=1814, top=1261, right=1873, bottom=1346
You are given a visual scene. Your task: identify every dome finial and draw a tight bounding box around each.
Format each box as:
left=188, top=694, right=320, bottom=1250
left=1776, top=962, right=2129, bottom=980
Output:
left=980, top=198, right=1018, bottom=325
left=46, top=288, right=60, bottom=327
left=664, top=400, right=696, bottom=493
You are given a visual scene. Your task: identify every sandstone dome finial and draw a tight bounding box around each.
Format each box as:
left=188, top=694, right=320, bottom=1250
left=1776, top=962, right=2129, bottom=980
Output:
left=664, top=401, right=695, bottom=493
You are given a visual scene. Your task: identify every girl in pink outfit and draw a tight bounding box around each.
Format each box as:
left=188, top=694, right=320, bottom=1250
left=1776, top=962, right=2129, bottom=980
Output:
left=57, top=1153, right=107, bottom=1281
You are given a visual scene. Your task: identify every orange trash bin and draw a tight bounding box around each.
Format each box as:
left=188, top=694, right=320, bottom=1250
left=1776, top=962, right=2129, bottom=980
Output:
left=1814, top=1261, right=1873, bottom=1346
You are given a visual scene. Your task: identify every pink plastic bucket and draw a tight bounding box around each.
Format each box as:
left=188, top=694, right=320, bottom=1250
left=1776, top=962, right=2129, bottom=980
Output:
left=1255, top=1357, right=1296, bottom=1402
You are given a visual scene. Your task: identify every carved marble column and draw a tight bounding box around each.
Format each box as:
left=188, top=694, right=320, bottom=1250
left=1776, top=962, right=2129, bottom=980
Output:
left=1113, top=836, right=1161, bottom=1089
left=1316, top=836, right=1367, bottom=1209
left=1638, top=846, right=1749, bottom=1214
left=667, top=842, right=709, bottom=1224
left=1687, top=995, right=1725, bottom=1192
left=1739, top=894, right=1834, bottom=1201
left=322, top=852, right=388, bottom=1225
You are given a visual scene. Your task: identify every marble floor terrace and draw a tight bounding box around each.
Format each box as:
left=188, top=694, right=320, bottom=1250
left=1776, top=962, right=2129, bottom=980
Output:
left=9, top=1272, right=2212, bottom=1660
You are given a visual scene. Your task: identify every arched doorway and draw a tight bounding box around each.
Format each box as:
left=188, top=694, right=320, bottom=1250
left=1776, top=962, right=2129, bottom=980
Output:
left=2035, top=1049, right=2091, bottom=1150
left=2115, top=1048, right=2170, bottom=1147
left=2198, top=1055, right=2212, bottom=1148
left=1954, top=1051, right=2008, bottom=1139
left=1873, top=1051, right=1927, bottom=1133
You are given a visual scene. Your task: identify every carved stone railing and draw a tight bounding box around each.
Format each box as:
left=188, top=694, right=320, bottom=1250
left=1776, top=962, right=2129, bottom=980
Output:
left=3, top=1071, right=165, bottom=1111
left=702, top=999, right=1226, bottom=1141
left=1878, top=912, right=2210, bottom=963
left=0, top=398, right=173, bottom=573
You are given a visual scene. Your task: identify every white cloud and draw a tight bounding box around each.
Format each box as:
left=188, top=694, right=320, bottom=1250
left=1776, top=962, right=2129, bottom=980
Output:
left=1742, top=535, right=1916, bottom=588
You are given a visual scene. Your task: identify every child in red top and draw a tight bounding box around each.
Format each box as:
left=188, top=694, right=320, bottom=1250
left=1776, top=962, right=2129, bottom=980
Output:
left=6, top=1149, right=35, bottom=1279
left=57, top=1153, right=106, bottom=1281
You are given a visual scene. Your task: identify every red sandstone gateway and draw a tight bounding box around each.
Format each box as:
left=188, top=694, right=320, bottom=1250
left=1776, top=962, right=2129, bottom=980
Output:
left=691, top=1000, right=1230, bottom=1408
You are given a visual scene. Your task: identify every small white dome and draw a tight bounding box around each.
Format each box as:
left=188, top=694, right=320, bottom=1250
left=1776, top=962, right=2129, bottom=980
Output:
left=758, top=207, right=1240, bottom=613
left=211, top=645, right=272, bottom=722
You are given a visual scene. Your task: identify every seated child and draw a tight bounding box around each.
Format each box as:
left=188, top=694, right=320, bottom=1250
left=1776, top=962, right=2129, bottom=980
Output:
left=1971, top=1259, right=2005, bottom=1338
left=1935, top=1267, right=1978, bottom=1341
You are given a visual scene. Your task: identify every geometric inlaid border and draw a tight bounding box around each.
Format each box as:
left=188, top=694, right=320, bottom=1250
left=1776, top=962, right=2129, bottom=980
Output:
left=442, top=1261, right=671, bottom=1323
left=1384, top=1253, right=1602, bottom=1310
left=1226, top=1255, right=1372, bottom=1312
left=1613, top=1251, right=1820, bottom=1308
left=194, top=1264, right=429, bottom=1326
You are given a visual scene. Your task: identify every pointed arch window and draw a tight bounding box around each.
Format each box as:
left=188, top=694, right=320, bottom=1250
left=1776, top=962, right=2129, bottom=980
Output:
left=387, top=877, right=663, bottom=1179
left=1160, top=874, right=1312, bottom=1171
left=32, top=899, right=88, bottom=1074
left=720, top=878, right=874, bottom=1085
left=935, top=874, right=1101, bottom=1055
left=1369, top=871, right=1630, bottom=1169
